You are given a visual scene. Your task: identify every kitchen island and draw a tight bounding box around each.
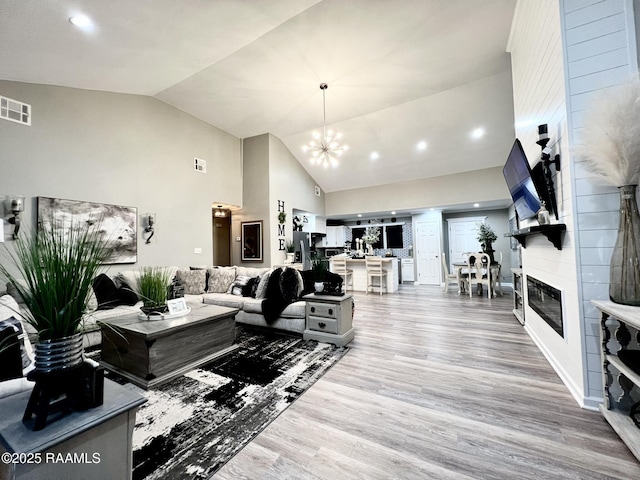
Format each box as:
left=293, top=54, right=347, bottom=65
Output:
left=329, top=257, right=399, bottom=293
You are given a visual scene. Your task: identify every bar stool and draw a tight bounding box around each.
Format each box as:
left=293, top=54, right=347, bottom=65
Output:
left=365, top=256, right=387, bottom=295
left=331, top=257, right=353, bottom=291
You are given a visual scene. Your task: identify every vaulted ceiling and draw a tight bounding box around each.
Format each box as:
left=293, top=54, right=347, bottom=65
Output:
left=0, top=0, right=517, bottom=194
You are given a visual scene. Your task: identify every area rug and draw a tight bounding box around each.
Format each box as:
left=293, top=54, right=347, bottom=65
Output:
left=115, top=325, right=349, bottom=480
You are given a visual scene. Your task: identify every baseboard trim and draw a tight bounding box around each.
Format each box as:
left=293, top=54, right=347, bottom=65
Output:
left=524, top=323, right=589, bottom=409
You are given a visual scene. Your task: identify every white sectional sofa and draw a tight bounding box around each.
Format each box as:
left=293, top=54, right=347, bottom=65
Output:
left=3, top=264, right=308, bottom=351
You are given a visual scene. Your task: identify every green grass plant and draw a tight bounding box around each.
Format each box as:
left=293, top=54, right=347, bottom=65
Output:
left=0, top=218, right=109, bottom=341
left=137, top=267, right=171, bottom=308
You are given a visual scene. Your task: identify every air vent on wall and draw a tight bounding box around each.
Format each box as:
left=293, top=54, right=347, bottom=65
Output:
left=194, top=157, right=206, bottom=173
left=1, top=95, right=31, bottom=126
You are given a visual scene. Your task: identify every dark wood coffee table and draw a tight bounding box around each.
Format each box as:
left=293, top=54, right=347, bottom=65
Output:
left=99, top=303, right=239, bottom=389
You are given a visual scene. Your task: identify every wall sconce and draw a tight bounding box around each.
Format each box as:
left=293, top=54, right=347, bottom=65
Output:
left=143, top=213, right=155, bottom=244
left=536, top=124, right=561, bottom=220
left=4, top=195, right=25, bottom=239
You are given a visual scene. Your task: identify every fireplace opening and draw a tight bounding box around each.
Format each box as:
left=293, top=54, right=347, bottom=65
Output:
left=527, top=276, right=564, bottom=338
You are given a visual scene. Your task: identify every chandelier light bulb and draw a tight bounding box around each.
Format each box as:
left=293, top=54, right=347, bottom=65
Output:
left=305, top=83, right=347, bottom=168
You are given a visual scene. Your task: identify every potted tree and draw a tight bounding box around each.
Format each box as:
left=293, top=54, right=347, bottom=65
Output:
left=476, top=222, right=498, bottom=263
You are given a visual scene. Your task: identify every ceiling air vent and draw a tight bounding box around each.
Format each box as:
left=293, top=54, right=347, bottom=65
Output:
left=194, top=157, right=206, bottom=173
left=1, top=95, right=31, bottom=126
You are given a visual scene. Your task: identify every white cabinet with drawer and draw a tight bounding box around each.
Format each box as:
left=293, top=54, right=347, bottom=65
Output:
left=303, top=293, right=354, bottom=347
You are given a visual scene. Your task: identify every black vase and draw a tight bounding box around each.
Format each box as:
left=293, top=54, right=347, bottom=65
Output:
left=482, top=242, right=495, bottom=263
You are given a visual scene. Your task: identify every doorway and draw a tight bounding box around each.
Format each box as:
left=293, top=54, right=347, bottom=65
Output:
left=212, top=211, right=231, bottom=266
left=415, top=219, right=441, bottom=285
left=446, top=217, right=484, bottom=271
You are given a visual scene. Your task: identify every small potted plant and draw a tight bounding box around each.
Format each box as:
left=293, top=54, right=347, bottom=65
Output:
left=310, top=256, right=328, bottom=293
left=137, top=267, right=171, bottom=315
left=284, top=239, right=295, bottom=264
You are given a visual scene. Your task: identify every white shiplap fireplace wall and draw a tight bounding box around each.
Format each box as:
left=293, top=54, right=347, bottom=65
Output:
left=508, top=0, right=639, bottom=409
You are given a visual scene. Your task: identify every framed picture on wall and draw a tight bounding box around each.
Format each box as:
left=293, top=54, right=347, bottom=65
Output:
left=241, top=220, right=263, bottom=262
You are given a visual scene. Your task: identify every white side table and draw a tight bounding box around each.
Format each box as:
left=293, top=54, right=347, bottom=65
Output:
left=303, top=293, right=354, bottom=347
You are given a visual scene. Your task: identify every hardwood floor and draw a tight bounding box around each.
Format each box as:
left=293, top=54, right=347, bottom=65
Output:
left=214, top=285, right=640, bottom=479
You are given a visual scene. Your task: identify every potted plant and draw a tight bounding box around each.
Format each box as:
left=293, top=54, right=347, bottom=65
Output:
left=310, top=256, right=328, bottom=292
left=476, top=222, right=497, bottom=262
left=137, top=267, right=171, bottom=315
left=284, top=239, right=295, bottom=264
left=362, top=225, right=380, bottom=255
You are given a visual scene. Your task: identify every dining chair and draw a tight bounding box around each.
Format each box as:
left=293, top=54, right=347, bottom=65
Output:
left=441, top=252, right=461, bottom=293
left=365, top=256, right=387, bottom=295
left=331, top=257, right=353, bottom=291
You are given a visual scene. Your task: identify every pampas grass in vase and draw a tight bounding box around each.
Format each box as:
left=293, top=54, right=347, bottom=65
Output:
left=577, top=79, right=640, bottom=305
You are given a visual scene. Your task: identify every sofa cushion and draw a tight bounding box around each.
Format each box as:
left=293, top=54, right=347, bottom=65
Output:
left=202, top=293, right=245, bottom=309
left=176, top=269, right=207, bottom=295
left=280, top=301, right=306, bottom=318
left=242, top=297, right=263, bottom=314
left=207, top=267, right=237, bottom=293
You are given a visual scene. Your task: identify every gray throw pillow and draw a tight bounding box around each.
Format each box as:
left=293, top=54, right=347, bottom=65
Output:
left=176, top=269, right=207, bottom=295
left=207, top=267, right=237, bottom=293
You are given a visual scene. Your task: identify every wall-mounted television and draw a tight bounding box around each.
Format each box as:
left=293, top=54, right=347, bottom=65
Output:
left=502, top=139, right=546, bottom=221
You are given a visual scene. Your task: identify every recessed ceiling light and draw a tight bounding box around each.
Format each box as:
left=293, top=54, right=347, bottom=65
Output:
left=471, top=128, right=485, bottom=139
left=357, top=214, right=362, bottom=217
left=69, top=14, right=92, bottom=27
left=473, top=203, right=480, bottom=208
left=370, top=152, right=379, bottom=160
left=417, top=141, right=427, bottom=151
left=391, top=211, right=396, bottom=215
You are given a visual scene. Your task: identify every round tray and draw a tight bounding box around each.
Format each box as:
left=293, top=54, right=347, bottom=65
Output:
left=137, top=306, right=191, bottom=321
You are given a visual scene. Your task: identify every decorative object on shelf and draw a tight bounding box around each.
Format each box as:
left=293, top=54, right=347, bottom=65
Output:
left=143, top=213, right=155, bottom=244
left=241, top=220, right=263, bottom=262
left=278, top=211, right=286, bottom=224
left=137, top=266, right=171, bottom=315
left=535, top=123, right=560, bottom=220
left=475, top=222, right=497, bottom=263
left=37, top=196, right=137, bottom=264
left=302, top=83, right=348, bottom=169
left=537, top=201, right=550, bottom=225
left=0, top=216, right=109, bottom=429
left=293, top=215, right=303, bottom=231
left=3, top=194, right=25, bottom=239
left=577, top=80, right=640, bottom=305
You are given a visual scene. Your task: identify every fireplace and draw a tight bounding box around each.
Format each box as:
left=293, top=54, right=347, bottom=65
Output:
left=527, top=276, right=564, bottom=338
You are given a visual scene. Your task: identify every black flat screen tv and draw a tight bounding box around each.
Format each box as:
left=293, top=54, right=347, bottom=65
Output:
left=502, top=139, right=542, bottom=220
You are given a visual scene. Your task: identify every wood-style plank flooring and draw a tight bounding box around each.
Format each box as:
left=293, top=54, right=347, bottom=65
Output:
left=214, top=285, right=640, bottom=479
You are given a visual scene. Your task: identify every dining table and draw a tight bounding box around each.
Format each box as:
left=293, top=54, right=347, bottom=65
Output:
left=452, top=256, right=502, bottom=297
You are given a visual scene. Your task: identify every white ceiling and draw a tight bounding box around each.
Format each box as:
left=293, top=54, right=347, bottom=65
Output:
left=0, top=0, right=517, bottom=195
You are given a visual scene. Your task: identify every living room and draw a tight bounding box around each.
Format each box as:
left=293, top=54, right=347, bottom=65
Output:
left=2, top=0, right=640, bottom=478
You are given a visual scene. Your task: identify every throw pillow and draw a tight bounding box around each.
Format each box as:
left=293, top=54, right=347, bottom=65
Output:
left=176, top=269, right=207, bottom=295
left=255, top=269, right=273, bottom=299
left=227, top=276, right=252, bottom=296
left=114, top=270, right=141, bottom=296
left=242, top=276, right=260, bottom=297
left=0, top=319, right=23, bottom=381
left=117, top=282, right=139, bottom=306
left=207, top=267, right=237, bottom=293
left=190, top=266, right=210, bottom=292
left=92, top=274, right=138, bottom=309
left=0, top=295, right=34, bottom=375
left=6, top=281, right=27, bottom=305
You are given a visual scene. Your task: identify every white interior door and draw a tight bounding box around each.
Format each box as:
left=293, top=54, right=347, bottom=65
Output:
left=447, top=218, right=483, bottom=270
left=415, top=220, right=440, bottom=285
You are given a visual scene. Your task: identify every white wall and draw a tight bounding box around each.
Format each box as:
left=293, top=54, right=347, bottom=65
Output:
left=508, top=0, right=584, bottom=404
left=562, top=0, right=639, bottom=406
left=0, top=80, right=242, bottom=271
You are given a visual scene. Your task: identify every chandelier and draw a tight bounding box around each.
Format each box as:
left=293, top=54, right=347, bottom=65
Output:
left=302, top=83, right=348, bottom=168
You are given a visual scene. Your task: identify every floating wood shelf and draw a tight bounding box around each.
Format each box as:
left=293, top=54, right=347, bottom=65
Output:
left=507, top=224, right=566, bottom=250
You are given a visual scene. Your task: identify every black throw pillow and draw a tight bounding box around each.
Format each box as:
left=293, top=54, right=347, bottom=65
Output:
left=93, top=274, right=120, bottom=310
left=117, top=281, right=139, bottom=306
left=242, top=277, right=260, bottom=297
left=300, top=270, right=315, bottom=296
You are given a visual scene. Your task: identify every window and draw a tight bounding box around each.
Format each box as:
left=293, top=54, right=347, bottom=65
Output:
left=385, top=225, right=403, bottom=248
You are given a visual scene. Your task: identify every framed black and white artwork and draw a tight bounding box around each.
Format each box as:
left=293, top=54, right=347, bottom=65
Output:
left=37, top=196, right=138, bottom=264
left=241, top=220, right=263, bottom=262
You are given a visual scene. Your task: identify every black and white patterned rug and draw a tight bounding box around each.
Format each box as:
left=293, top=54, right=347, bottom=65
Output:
left=113, top=326, right=349, bottom=480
